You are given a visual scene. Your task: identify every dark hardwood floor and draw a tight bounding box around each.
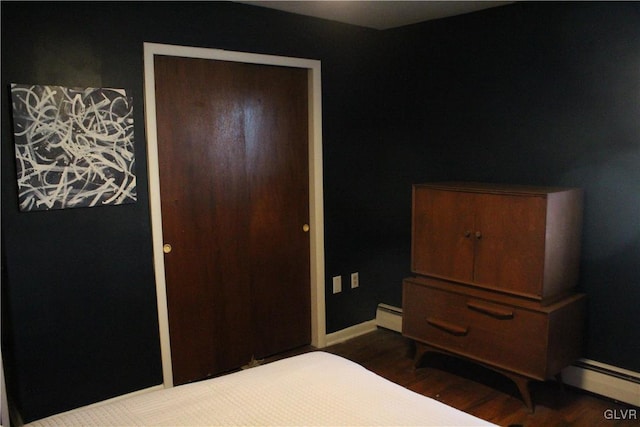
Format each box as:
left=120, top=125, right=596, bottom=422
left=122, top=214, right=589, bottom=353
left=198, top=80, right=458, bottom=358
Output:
left=270, top=327, right=638, bottom=427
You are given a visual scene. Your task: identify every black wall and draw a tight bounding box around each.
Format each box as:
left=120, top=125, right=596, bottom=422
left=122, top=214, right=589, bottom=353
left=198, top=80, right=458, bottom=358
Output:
left=2, top=1, right=639, bottom=422
left=380, top=1, right=640, bottom=372
left=1, top=1, right=385, bottom=421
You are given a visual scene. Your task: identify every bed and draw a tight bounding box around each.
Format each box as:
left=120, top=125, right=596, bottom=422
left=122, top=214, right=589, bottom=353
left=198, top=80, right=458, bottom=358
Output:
left=26, top=351, right=497, bottom=426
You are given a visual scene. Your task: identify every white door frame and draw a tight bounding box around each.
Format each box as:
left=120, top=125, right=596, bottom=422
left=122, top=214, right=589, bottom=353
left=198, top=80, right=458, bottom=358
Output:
left=143, top=42, right=326, bottom=387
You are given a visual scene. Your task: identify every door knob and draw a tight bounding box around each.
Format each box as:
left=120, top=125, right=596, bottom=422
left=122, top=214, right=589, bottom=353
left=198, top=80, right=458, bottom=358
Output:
left=302, top=224, right=310, bottom=232
left=163, top=243, right=172, bottom=254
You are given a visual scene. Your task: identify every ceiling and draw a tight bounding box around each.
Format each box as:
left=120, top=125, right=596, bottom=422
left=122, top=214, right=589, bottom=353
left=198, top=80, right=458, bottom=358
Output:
left=235, top=1, right=513, bottom=30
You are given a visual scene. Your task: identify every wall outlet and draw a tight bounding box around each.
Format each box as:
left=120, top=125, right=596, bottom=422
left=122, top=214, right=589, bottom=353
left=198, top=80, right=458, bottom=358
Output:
left=332, top=275, right=342, bottom=294
left=351, top=272, right=359, bottom=288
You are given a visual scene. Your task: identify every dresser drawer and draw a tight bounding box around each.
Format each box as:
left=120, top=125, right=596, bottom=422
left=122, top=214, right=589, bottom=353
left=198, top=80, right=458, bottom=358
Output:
left=403, top=280, right=549, bottom=378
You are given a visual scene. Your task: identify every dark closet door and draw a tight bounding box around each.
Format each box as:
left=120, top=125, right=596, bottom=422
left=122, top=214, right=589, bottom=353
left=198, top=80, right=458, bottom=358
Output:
left=154, top=55, right=311, bottom=385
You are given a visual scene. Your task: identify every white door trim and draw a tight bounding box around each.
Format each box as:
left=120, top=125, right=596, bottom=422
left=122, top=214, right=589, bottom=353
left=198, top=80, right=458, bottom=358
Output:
left=143, top=42, right=326, bottom=388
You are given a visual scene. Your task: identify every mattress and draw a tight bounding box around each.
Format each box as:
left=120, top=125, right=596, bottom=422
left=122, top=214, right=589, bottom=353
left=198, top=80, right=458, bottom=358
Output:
left=26, top=351, right=496, bottom=426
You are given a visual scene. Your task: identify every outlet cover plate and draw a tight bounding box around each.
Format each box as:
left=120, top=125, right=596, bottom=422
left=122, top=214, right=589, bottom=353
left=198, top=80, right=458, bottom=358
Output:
left=332, top=276, right=342, bottom=294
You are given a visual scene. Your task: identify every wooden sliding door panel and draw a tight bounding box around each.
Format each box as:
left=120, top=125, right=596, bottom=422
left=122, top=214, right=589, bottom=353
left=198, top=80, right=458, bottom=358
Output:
left=244, top=64, right=310, bottom=358
left=154, top=55, right=310, bottom=385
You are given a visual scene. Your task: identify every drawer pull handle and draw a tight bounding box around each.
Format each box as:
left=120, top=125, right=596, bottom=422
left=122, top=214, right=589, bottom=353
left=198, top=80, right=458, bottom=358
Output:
left=427, top=318, right=468, bottom=336
left=467, top=301, right=514, bottom=319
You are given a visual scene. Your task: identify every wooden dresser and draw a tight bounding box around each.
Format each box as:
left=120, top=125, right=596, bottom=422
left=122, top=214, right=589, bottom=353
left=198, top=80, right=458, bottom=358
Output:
left=402, top=182, right=586, bottom=411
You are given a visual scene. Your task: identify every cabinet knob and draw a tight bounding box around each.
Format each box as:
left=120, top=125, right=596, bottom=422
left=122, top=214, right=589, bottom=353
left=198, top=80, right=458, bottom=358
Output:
left=302, top=224, right=310, bottom=232
left=475, top=231, right=482, bottom=239
left=163, top=243, right=172, bottom=254
left=464, top=230, right=472, bottom=238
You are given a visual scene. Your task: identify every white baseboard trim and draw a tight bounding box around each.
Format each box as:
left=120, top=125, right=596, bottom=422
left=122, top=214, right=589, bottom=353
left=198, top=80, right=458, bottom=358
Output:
left=563, top=359, right=640, bottom=407
left=324, top=303, right=407, bottom=346
left=325, top=320, right=378, bottom=347
left=371, top=303, right=640, bottom=407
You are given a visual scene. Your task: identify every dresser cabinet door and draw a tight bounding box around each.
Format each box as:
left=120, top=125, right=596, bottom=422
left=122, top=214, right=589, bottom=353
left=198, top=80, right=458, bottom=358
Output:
left=473, top=193, right=546, bottom=298
left=412, top=188, right=475, bottom=281
left=412, top=185, right=549, bottom=299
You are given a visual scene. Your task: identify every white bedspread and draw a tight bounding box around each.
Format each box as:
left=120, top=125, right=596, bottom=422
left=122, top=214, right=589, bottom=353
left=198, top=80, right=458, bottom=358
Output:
left=26, top=351, right=496, bottom=426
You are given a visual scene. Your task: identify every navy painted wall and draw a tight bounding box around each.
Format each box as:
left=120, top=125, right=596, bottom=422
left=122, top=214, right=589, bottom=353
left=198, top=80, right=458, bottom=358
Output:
left=379, top=1, right=640, bottom=372
left=2, top=1, right=639, bottom=422
left=1, top=1, right=385, bottom=421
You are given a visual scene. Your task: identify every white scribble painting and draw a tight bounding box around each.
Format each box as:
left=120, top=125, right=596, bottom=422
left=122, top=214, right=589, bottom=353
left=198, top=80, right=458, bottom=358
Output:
left=10, top=84, right=137, bottom=211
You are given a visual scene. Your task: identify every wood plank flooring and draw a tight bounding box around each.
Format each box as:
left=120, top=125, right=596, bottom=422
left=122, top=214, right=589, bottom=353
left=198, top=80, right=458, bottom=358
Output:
left=269, top=327, right=638, bottom=426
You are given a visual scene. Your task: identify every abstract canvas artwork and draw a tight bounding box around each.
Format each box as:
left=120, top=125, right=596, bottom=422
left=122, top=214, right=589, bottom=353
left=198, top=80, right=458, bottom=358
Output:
left=10, top=84, right=137, bottom=211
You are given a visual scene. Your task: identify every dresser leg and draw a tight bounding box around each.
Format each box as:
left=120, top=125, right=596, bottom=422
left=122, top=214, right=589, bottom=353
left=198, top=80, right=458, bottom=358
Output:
left=412, top=341, right=536, bottom=413
left=505, top=373, right=535, bottom=413
left=413, top=342, right=430, bottom=369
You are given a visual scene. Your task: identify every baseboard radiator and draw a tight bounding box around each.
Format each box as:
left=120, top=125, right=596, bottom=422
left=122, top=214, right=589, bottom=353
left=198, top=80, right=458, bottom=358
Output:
left=375, top=303, right=403, bottom=332
left=563, top=359, right=640, bottom=407
left=374, top=303, right=640, bottom=407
